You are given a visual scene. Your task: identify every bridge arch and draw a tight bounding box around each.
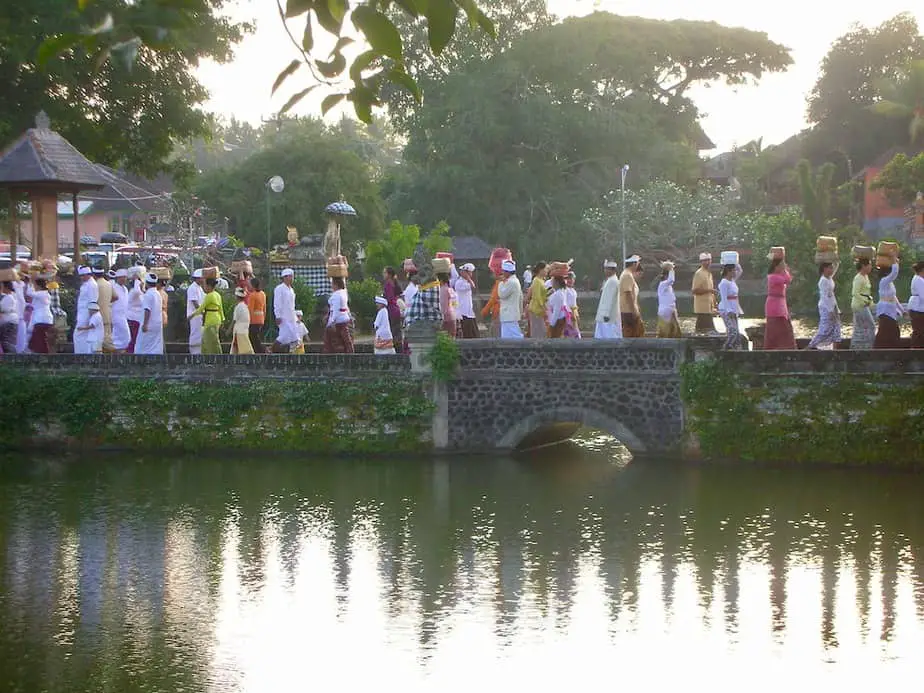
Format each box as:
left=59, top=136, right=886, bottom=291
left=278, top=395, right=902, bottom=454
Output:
left=498, top=406, right=648, bottom=453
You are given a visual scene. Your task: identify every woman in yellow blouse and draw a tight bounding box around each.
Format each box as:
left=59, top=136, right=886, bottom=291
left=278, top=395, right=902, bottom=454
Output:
left=525, top=262, right=548, bottom=338
left=190, top=278, right=225, bottom=354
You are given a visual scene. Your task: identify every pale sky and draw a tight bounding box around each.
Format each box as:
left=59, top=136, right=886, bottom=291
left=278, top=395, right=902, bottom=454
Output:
left=197, top=0, right=924, bottom=152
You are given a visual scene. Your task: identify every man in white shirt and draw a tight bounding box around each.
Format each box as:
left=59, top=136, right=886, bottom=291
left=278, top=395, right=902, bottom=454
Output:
left=137, top=273, right=164, bottom=355
left=594, top=260, right=623, bottom=339
left=74, top=266, right=99, bottom=355
left=94, top=267, right=114, bottom=352
left=273, top=268, right=298, bottom=353
left=455, top=263, right=479, bottom=338
left=523, top=266, right=533, bottom=289
left=111, top=269, right=131, bottom=352
left=497, top=260, right=524, bottom=339
left=187, top=269, right=205, bottom=354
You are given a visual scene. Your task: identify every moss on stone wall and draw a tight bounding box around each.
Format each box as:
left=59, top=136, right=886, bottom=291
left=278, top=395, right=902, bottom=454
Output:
left=0, top=370, right=434, bottom=453
left=681, top=359, right=924, bottom=466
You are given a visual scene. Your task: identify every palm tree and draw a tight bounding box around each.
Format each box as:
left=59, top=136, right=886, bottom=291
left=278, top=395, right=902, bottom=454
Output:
left=871, top=60, right=924, bottom=144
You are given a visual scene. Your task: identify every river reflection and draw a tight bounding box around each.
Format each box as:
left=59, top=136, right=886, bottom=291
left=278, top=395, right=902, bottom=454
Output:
left=1, top=446, right=923, bottom=692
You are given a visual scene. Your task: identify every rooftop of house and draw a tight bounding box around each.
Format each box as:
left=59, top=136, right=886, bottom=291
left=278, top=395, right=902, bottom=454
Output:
left=0, top=112, right=108, bottom=190
left=77, top=164, right=171, bottom=213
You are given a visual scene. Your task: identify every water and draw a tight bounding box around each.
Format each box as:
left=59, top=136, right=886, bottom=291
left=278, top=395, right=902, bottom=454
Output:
left=2, top=443, right=924, bottom=692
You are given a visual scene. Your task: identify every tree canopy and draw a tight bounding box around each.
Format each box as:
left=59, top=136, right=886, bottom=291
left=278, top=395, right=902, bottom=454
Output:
left=385, top=13, right=792, bottom=265
left=871, top=152, right=924, bottom=205
left=805, top=13, right=924, bottom=172
left=871, top=59, right=924, bottom=144
left=50, top=0, right=497, bottom=126
left=2, top=0, right=249, bottom=176
left=191, top=119, right=385, bottom=250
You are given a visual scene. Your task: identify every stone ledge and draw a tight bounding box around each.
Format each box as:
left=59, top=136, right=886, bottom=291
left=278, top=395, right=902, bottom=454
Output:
left=718, top=350, right=924, bottom=374
left=456, top=370, right=682, bottom=382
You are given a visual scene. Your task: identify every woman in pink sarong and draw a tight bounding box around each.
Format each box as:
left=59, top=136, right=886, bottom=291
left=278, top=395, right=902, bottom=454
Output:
left=764, top=258, right=797, bottom=350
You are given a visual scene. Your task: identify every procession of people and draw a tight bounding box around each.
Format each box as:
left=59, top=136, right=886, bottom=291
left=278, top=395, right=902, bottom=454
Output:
left=2, top=239, right=923, bottom=355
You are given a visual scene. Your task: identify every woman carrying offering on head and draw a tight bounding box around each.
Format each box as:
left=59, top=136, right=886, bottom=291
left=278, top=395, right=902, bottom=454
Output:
left=806, top=261, right=841, bottom=350
left=763, top=258, right=796, bottom=350
left=850, top=258, right=875, bottom=350
left=545, top=275, right=570, bottom=338
left=323, top=276, right=354, bottom=354
left=231, top=287, right=254, bottom=354
left=656, top=261, right=681, bottom=338
left=874, top=260, right=904, bottom=349
left=718, top=263, right=744, bottom=350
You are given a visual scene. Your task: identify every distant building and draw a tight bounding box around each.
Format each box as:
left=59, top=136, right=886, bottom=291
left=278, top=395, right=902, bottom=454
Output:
left=855, top=146, right=924, bottom=240
left=18, top=165, right=172, bottom=248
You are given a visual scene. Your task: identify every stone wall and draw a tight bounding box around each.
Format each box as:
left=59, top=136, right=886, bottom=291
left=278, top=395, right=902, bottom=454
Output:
left=445, top=340, right=689, bottom=454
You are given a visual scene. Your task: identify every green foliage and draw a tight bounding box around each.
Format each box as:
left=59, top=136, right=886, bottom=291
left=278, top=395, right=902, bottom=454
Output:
left=796, top=159, right=836, bottom=235
left=381, top=0, right=551, bottom=135
left=388, top=13, right=790, bottom=265
left=9, top=0, right=250, bottom=176
left=871, top=152, right=924, bottom=205
left=50, top=0, right=495, bottom=126
left=421, top=220, right=453, bottom=257
left=870, top=59, right=924, bottom=144
left=584, top=181, right=747, bottom=261
left=425, top=331, right=461, bottom=382
left=365, top=220, right=421, bottom=276
left=0, top=371, right=435, bottom=453
left=192, top=118, right=386, bottom=249
left=739, top=208, right=870, bottom=314
left=348, top=278, right=384, bottom=331
left=805, top=13, right=924, bottom=173
left=681, top=360, right=924, bottom=465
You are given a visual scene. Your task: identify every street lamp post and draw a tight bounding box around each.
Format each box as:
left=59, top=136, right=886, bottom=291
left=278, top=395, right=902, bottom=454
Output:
left=620, top=164, right=630, bottom=264
left=265, top=175, right=284, bottom=255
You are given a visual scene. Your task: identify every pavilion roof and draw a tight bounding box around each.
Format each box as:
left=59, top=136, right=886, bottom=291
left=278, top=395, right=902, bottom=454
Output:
left=0, top=112, right=107, bottom=191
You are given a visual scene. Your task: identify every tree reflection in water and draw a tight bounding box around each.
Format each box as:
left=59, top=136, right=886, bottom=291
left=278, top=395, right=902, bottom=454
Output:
left=1, top=449, right=923, bottom=690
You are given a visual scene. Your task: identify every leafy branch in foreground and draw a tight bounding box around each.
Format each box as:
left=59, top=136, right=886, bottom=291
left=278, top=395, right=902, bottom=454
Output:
left=42, top=0, right=495, bottom=124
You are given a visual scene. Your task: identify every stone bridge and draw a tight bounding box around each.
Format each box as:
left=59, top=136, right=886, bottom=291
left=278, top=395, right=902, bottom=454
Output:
left=440, top=339, right=691, bottom=455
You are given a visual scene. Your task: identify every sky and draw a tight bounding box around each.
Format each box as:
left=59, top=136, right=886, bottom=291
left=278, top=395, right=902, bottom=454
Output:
left=196, top=0, right=924, bottom=153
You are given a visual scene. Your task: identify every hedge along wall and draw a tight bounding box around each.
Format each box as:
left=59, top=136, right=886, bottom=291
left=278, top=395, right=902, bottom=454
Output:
left=681, top=359, right=924, bottom=466
left=0, top=369, right=435, bottom=454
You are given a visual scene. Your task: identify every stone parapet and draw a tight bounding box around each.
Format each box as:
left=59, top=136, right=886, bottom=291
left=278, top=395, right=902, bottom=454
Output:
left=0, top=353, right=411, bottom=381
left=456, top=338, right=691, bottom=374
left=718, top=350, right=924, bottom=375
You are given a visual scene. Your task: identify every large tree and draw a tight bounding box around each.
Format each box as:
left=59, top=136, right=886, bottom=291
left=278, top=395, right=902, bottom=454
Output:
left=192, top=119, right=385, bottom=249
left=871, top=59, right=924, bottom=144
left=380, top=0, right=551, bottom=134
left=1, top=0, right=249, bottom=175
left=52, top=0, right=498, bottom=125
left=805, top=13, right=924, bottom=173
left=387, top=13, right=792, bottom=266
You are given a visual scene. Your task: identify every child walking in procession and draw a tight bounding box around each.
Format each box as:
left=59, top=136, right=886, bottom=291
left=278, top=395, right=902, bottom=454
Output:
left=76, top=302, right=103, bottom=354
left=293, top=310, right=310, bottom=354
left=374, top=296, right=395, bottom=355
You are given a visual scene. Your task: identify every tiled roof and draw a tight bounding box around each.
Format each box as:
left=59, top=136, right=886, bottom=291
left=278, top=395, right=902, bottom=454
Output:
left=77, top=165, right=170, bottom=213
left=0, top=112, right=107, bottom=189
